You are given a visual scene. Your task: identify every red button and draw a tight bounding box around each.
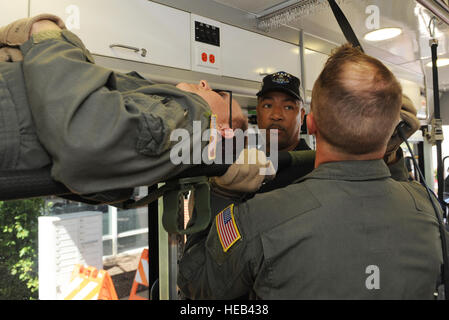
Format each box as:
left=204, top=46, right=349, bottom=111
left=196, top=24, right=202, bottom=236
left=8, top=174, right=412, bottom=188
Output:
left=201, top=52, right=208, bottom=62
left=209, top=54, right=215, bottom=64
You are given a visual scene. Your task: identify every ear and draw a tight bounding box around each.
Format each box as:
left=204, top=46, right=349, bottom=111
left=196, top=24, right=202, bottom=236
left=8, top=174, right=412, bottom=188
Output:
left=307, top=112, right=317, bottom=135
left=199, top=80, right=211, bottom=90
left=300, top=108, right=306, bottom=123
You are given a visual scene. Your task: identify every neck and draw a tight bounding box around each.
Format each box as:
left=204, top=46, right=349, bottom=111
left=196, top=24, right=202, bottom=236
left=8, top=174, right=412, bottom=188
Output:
left=267, top=139, right=300, bottom=153
left=314, top=137, right=384, bottom=168
left=284, top=139, right=301, bottom=152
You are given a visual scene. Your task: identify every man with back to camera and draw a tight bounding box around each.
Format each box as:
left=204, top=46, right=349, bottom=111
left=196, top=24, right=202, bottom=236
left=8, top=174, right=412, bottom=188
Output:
left=178, top=43, right=446, bottom=299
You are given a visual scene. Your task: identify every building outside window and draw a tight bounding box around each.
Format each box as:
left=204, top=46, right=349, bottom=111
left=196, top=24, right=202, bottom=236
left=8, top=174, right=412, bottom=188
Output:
left=44, top=187, right=148, bottom=260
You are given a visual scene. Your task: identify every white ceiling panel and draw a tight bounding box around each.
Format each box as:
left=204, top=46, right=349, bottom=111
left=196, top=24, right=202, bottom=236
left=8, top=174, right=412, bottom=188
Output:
left=211, top=0, right=290, bottom=14
left=269, top=0, right=449, bottom=87
left=170, top=0, right=449, bottom=89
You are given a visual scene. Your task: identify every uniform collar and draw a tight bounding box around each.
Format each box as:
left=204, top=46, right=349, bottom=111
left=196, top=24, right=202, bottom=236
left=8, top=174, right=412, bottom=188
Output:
left=298, top=159, right=391, bottom=182
left=293, top=138, right=311, bottom=151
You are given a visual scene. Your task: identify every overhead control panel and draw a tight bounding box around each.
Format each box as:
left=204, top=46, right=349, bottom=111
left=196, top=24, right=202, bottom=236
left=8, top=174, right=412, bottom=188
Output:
left=191, top=14, right=222, bottom=75
left=195, top=21, right=220, bottom=47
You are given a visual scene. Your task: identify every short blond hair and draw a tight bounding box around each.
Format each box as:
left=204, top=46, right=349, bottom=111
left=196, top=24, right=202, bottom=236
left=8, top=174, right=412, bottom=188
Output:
left=311, top=44, right=402, bottom=155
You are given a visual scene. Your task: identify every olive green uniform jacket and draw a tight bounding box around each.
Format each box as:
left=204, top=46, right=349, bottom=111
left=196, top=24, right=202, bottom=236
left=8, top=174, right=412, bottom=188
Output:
left=178, top=156, right=445, bottom=299
left=3, top=30, right=210, bottom=195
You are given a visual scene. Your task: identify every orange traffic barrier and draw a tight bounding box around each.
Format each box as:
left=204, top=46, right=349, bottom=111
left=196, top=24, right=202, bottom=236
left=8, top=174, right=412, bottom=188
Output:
left=129, top=248, right=149, bottom=300
left=62, top=264, right=118, bottom=300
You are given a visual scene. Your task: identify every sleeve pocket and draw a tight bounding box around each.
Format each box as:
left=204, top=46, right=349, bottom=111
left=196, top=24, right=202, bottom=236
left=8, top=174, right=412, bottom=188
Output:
left=134, top=94, right=189, bottom=156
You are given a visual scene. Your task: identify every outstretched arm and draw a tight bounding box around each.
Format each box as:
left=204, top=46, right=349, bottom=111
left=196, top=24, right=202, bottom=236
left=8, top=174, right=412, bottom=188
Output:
left=20, top=21, right=210, bottom=194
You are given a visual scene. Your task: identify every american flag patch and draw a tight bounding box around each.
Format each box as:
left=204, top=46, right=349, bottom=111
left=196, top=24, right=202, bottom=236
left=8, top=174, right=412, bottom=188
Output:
left=216, top=204, right=241, bottom=252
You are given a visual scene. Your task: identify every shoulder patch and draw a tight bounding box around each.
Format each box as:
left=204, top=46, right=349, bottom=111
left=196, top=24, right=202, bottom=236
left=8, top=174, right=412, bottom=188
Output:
left=216, top=204, right=241, bottom=252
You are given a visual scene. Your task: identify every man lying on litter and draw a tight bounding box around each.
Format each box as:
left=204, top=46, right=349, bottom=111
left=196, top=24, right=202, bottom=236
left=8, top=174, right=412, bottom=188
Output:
left=0, top=15, right=276, bottom=203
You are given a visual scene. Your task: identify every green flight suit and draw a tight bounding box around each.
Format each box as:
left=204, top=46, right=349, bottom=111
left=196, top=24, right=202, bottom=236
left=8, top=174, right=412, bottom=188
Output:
left=17, top=30, right=211, bottom=195
left=178, top=155, right=445, bottom=299
left=0, top=61, right=51, bottom=170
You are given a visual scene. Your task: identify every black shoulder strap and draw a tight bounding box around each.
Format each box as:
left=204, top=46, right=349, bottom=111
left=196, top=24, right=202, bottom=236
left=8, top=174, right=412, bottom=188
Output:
left=327, top=0, right=364, bottom=52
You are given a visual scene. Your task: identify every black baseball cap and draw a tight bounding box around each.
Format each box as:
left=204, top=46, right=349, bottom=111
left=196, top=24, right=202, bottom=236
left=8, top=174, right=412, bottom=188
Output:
left=256, top=71, right=303, bottom=102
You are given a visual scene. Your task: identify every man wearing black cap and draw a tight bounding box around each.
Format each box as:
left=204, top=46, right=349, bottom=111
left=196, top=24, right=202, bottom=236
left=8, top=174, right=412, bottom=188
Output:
left=255, top=71, right=314, bottom=193
left=256, top=71, right=310, bottom=153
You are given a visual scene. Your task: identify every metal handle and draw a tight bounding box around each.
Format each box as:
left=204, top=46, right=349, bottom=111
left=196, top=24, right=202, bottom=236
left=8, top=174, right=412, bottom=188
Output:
left=109, top=44, right=147, bottom=57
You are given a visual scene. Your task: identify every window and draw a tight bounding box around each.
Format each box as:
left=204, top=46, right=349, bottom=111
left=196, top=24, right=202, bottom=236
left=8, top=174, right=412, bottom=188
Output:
left=43, top=187, right=148, bottom=259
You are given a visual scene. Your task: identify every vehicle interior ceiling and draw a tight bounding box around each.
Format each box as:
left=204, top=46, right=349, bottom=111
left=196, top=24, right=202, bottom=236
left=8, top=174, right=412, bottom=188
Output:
left=149, top=0, right=449, bottom=126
